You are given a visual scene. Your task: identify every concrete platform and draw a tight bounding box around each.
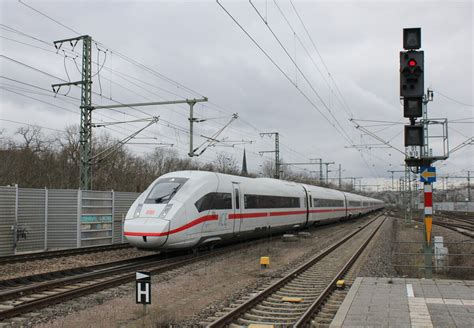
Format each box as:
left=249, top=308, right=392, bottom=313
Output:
left=330, top=277, right=474, bottom=328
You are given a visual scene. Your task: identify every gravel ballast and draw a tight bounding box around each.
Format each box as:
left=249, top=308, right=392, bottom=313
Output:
left=0, top=248, right=156, bottom=281
left=3, top=215, right=376, bottom=328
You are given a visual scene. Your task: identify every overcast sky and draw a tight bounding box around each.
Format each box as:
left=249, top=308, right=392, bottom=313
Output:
left=1, top=0, right=472, bottom=191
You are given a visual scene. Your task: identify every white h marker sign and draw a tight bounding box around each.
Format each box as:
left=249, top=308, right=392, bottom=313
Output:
left=135, top=271, right=151, bottom=304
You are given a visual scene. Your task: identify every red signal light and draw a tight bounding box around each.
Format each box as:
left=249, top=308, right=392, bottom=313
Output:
left=408, top=59, right=417, bottom=67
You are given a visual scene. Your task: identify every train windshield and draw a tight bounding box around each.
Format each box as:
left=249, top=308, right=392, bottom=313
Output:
left=145, top=177, right=188, bottom=204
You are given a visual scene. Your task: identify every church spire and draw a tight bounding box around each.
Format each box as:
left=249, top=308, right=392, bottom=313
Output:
left=241, top=148, right=248, bottom=176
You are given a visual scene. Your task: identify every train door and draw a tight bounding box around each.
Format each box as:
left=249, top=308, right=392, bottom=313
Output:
left=306, top=189, right=312, bottom=225
left=232, top=183, right=242, bottom=234
left=302, top=186, right=310, bottom=226
left=343, top=193, right=348, bottom=218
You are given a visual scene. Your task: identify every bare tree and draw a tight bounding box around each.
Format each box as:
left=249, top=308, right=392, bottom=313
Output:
left=214, top=152, right=239, bottom=175
left=16, top=126, right=45, bottom=153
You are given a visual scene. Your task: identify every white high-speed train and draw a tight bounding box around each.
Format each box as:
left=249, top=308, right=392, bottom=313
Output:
left=124, top=171, right=384, bottom=250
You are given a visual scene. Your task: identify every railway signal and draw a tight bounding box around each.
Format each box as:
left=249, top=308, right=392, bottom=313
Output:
left=403, top=98, right=423, bottom=118
left=404, top=124, right=424, bottom=147
left=401, top=27, right=426, bottom=162
left=403, top=27, right=421, bottom=50
left=400, top=28, right=435, bottom=279
left=400, top=50, right=424, bottom=98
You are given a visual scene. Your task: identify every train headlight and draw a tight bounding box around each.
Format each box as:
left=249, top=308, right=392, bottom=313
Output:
left=133, top=204, right=143, bottom=218
left=159, top=204, right=173, bottom=219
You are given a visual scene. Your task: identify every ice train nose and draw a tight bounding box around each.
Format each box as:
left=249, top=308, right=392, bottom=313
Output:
left=124, top=218, right=170, bottom=248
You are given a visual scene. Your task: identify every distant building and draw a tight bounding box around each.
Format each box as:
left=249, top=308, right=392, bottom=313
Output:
left=241, top=149, right=248, bottom=176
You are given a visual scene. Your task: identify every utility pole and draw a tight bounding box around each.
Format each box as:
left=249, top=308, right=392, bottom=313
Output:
left=439, top=172, right=473, bottom=202
left=338, top=164, right=342, bottom=189
left=468, top=171, right=471, bottom=202
left=52, top=35, right=92, bottom=190
left=260, top=132, right=280, bottom=179
left=387, top=170, right=405, bottom=191
left=280, top=159, right=323, bottom=182
left=322, top=161, right=335, bottom=184
left=310, top=158, right=323, bottom=183
left=52, top=35, right=207, bottom=190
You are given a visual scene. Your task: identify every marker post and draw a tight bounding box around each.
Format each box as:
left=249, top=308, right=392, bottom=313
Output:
left=424, top=181, right=433, bottom=278
left=420, top=166, right=436, bottom=278
left=135, top=271, right=151, bottom=326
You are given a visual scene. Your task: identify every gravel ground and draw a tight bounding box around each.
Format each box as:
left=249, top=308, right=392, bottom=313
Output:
left=2, top=215, right=375, bottom=328
left=387, top=210, right=473, bottom=279
left=0, top=248, right=155, bottom=280
left=430, top=221, right=474, bottom=280
left=355, top=215, right=398, bottom=277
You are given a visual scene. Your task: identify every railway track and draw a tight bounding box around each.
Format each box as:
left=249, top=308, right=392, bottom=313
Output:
left=436, top=214, right=474, bottom=229
left=415, top=214, right=474, bottom=238
left=0, top=243, right=133, bottom=265
left=205, top=212, right=386, bottom=327
left=0, top=212, right=382, bottom=323
left=433, top=221, right=474, bottom=237
left=0, top=246, right=220, bottom=321
left=0, top=253, right=167, bottom=290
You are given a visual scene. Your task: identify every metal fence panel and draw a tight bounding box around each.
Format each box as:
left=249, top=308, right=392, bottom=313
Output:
left=80, top=190, right=113, bottom=247
left=434, top=202, right=474, bottom=212
left=0, top=186, right=16, bottom=256
left=16, top=188, right=46, bottom=253
left=0, top=187, right=141, bottom=255
left=47, top=189, right=78, bottom=249
left=114, top=192, right=139, bottom=243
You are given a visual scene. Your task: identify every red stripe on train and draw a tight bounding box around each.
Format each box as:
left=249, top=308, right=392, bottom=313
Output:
left=124, top=214, right=218, bottom=237
left=124, top=206, right=381, bottom=237
left=229, top=212, right=268, bottom=219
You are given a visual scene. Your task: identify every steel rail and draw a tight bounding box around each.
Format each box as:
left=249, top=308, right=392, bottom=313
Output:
left=0, top=217, right=360, bottom=322
left=207, top=211, right=386, bottom=327
left=0, top=252, right=200, bottom=320
left=0, top=243, right=132, bottom=265
left=0, top=243, right=232, bottom=321
left=0, top=253, right=168, bottom=300
left=0, top=253, right=164, bottom=289
left=0, top=211, right=383, bottom=322
left=413, top=217, right=474, bottom=237
left=294, top=216, right=386, bottom=326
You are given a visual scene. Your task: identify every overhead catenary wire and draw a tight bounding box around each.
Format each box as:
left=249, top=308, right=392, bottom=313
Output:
left=247, top=0, right=356, bottom=147
left=0, top=25, right=283, bottom=157
left=217, top=1, right=354, bottom=149
left=217, top=1, right=393, bottom=175
left=17, top=0, right=81, bottom=35
left=433, top=89, right=474, bottom=107
left=289, top=0, right=354, bottom=118
left=272, top=0, right=351, bottom=118
left=1, top=22, right=279, bottom=158
left=6, top=2, right=396, bottom=178
left=0, top=118, right=66, bottom=133
left=1, top=58, right=265, bottom=165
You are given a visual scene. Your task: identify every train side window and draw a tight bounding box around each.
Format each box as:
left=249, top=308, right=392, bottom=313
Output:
left=313, top=199, right=344, bottom=207
left=235, top=189, right=240, bottom=210
left=244, top=194, right=300, bottom=209
left=195, top=192, right=232, bottom=212
left=348, top=201, right=361, bottom=207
